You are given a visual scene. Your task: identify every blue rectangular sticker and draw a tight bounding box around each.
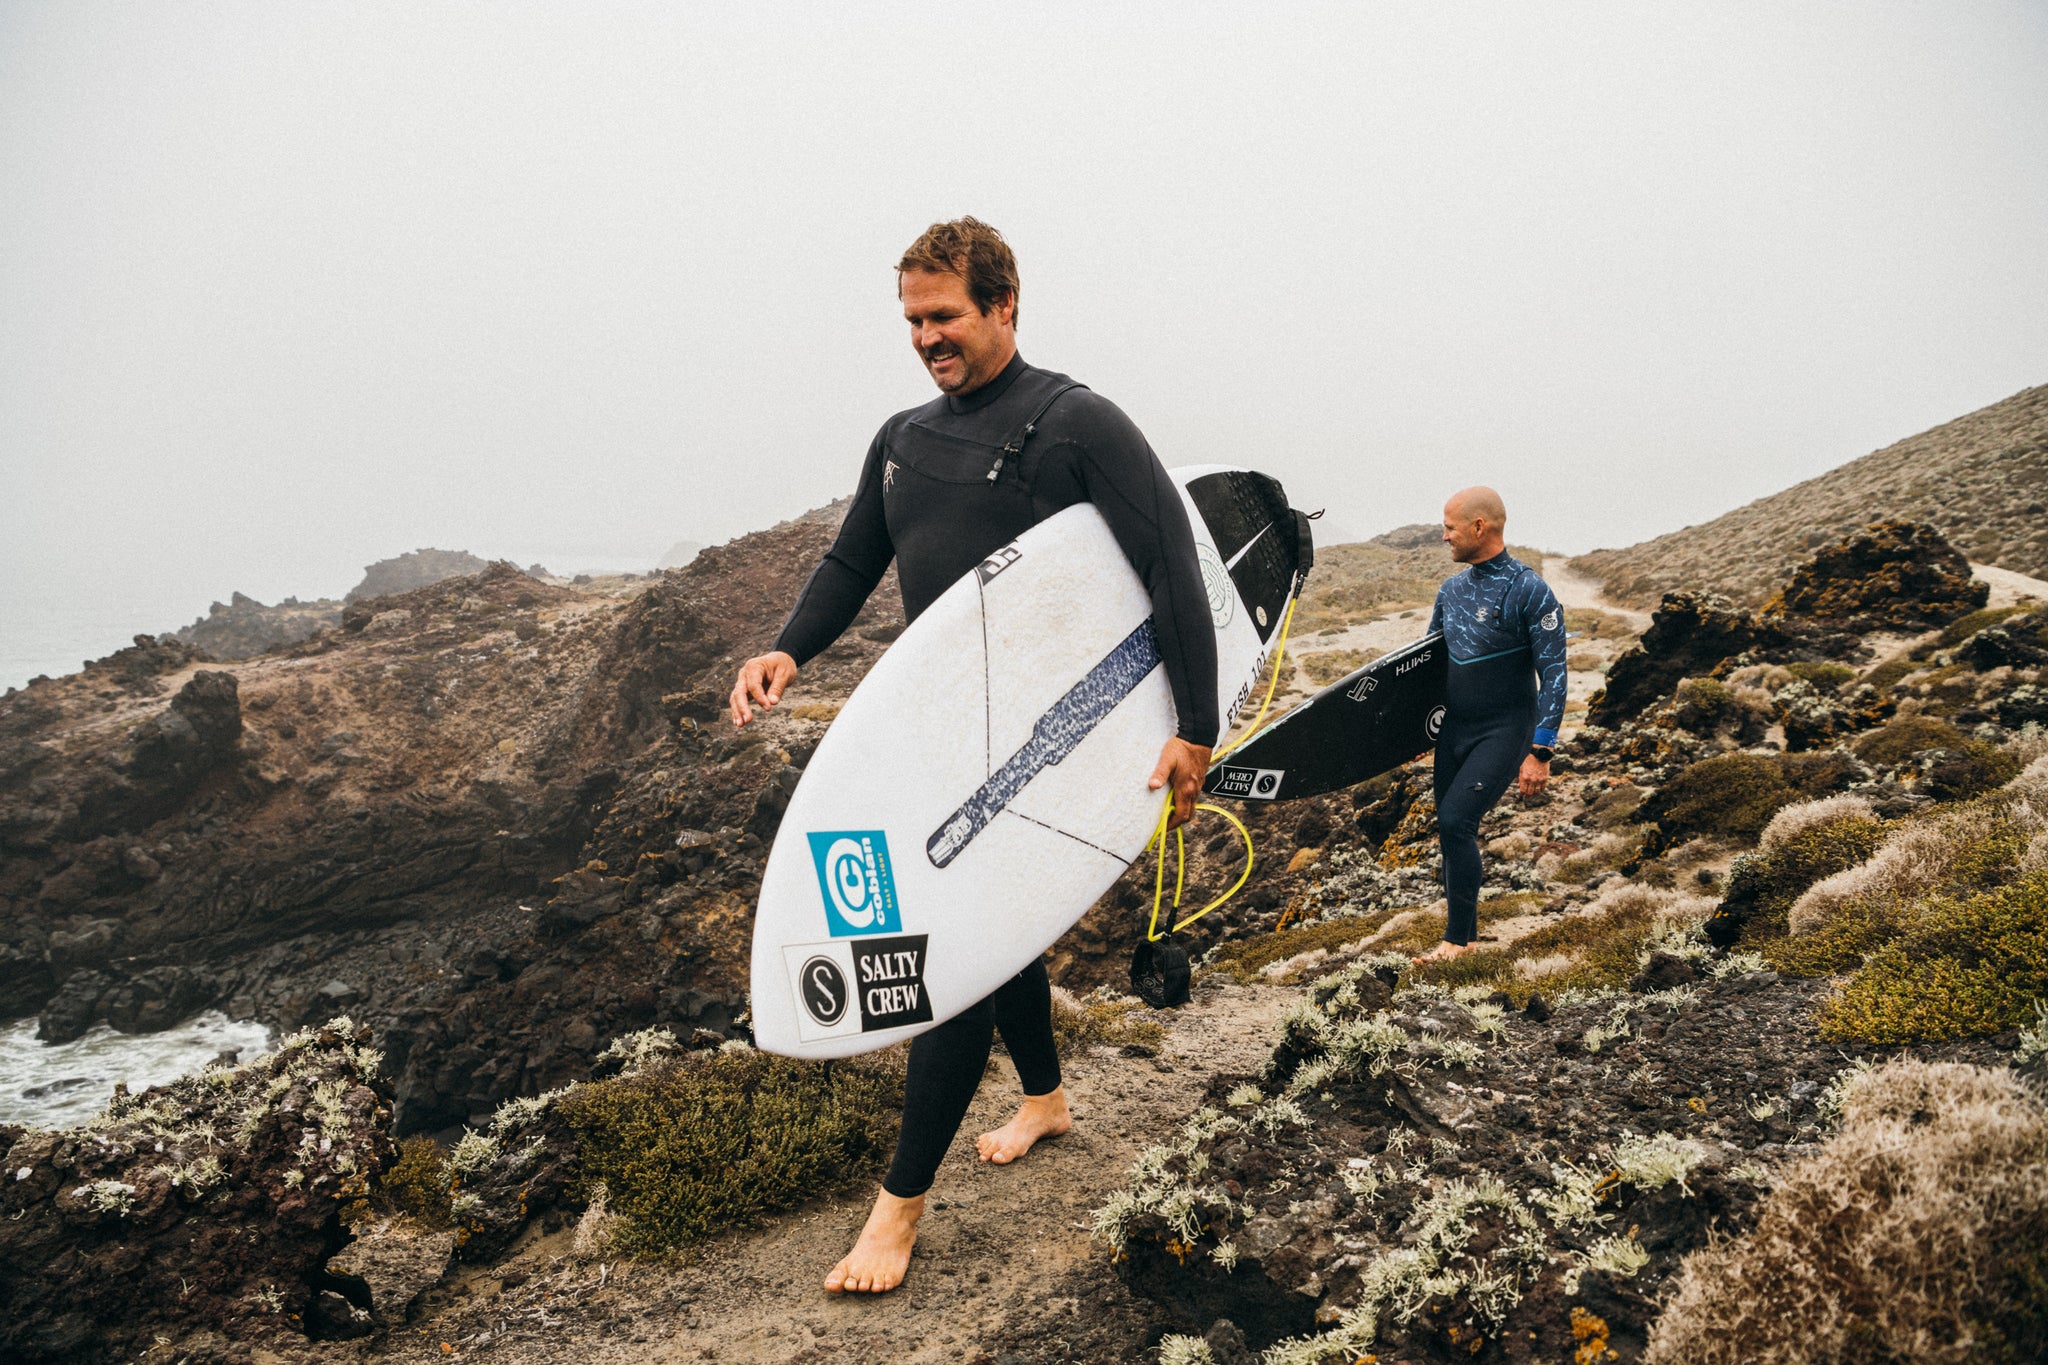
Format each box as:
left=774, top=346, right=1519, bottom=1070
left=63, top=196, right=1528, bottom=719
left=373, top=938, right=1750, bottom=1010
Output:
left=807, top=830, right=903, bottom=937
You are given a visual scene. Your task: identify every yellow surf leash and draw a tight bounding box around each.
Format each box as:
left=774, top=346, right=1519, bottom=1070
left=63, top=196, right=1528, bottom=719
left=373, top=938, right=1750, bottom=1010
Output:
left=1145, top=595, right=1297, bottom=942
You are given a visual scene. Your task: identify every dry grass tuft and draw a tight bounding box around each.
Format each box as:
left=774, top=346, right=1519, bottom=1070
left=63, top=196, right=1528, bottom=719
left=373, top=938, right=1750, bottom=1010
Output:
left=1046, top=989, right=1166, bottom=1056
left=1759, top=794, right=1876, bottom=851
left=1645, top=1059, right=2048, bottom=1365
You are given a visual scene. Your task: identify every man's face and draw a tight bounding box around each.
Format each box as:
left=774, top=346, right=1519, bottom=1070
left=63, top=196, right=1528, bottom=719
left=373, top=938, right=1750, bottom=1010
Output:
left=1442, top=504, right=1489, bottom=563
left=901, top=268, right=1015, bottom=394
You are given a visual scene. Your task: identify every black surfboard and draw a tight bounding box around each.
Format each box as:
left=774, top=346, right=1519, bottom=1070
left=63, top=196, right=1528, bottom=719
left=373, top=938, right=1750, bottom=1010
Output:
left=1203, top=632, right=1447, bottom=802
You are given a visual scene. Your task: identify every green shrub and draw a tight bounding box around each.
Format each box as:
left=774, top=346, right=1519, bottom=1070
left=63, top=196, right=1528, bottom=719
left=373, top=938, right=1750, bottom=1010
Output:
left=1853, top=716, right=1968, bottom=766
left=1723, top=813, right=1888, bottom=949
left=1861, top=654, right=1923, bottom=693
left=1763, top=898, right=1913, bottom=978
left=1819, top=873, right=2048, bottom=1043
left=1928, top=604, right=2026, bottom=655
left=1783, top=661, right=1856, bottom=690
left=374, top=1136, right=454, bottom=1227
left=1639, top=753, right=1825, bottom=849
left=556, top=1049, right=901, bottom=1254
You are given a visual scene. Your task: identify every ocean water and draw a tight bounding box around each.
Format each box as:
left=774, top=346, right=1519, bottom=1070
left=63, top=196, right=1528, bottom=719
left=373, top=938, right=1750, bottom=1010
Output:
left=0, top=597, right=177, bottom=694
left=0, top=1011, right=274, bottom=1130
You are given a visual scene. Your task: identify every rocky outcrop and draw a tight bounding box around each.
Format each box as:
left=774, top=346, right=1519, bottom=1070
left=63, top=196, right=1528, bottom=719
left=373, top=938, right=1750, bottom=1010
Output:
left=345, top=548, right=495, bottom=603
left=1587, top=592, right=1781, bottom=728
left=171, top=592, right=343, bottom=660
left=1762, top=521, right=1985, bottom=631
left=0, top=1020, right=393, bottom=1362
left=1106, top=966, right=2011, bottom=1362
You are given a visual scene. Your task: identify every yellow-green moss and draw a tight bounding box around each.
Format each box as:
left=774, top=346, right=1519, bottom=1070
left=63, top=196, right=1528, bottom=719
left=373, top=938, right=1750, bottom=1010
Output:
left=1820, top=873, right=2048, bottom=1043
left=556, top=1049, right=901, bottom=1255
left=1638, top=753, right=1798, bottom=847
left=1411, top=893, right=1665, bottom=1002
left=1783, top=661, right=1857, bottom=690
left=1761, top=899, right=1912, bottom=978
left=374, top=1135, right=454, bottom=1228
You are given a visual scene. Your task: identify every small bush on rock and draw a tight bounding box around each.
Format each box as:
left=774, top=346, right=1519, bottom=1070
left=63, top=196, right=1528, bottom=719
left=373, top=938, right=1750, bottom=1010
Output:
left=375, top=1136, right=453, bottom=1228
left=1638, top=752, right=1848, bottom=850
left=1645, top=1059, right=2048, bottom=1365
left=555, top=1048, right=900, bottom=1255
left=1853, top=715, right=1968, bottom=767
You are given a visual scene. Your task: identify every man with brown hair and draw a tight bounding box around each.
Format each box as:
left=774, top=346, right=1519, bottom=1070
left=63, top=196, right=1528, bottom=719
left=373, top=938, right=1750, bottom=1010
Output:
left=729, top=218, right=1219, bottom=1293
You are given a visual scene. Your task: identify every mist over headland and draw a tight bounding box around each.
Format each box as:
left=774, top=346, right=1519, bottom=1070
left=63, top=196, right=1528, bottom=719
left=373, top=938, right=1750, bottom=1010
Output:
left=5, top=2, right=2046, bottom=692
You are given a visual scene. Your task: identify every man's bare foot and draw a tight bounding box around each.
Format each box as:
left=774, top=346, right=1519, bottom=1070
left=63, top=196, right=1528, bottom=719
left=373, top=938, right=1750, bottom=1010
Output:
left=1412, top=940, right=1474, bottom=965
left=824, top=1190, right=923, bottom=1294
left=976, top=1087, right=1072, bottom=1165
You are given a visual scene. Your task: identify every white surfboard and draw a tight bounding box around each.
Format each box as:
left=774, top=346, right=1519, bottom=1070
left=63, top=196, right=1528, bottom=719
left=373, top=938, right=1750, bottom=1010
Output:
left=749, top=466, right=1309, bottom=1059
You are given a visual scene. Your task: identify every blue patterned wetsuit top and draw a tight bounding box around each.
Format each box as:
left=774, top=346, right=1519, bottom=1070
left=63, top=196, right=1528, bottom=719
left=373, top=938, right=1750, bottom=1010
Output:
left=1428, top=551, right=1568, bottom=747
left=1425, top=552, right=1568, bottom=945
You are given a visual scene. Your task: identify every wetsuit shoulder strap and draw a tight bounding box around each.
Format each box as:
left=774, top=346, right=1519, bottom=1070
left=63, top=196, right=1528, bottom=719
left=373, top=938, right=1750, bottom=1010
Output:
left=989, top=378, right=1083, bottom=486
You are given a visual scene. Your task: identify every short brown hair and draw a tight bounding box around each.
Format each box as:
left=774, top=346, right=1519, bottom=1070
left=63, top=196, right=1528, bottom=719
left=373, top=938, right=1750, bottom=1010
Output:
left=898, top=217, right=1020, bottom=326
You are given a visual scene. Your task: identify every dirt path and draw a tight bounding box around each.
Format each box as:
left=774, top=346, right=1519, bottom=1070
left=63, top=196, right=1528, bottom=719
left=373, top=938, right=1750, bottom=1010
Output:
left=1971, top=560, right=2048, bottom=608
left=1542, top=556, right=1651, bottom=630
left=373, top=980, right=1296, bottom=1363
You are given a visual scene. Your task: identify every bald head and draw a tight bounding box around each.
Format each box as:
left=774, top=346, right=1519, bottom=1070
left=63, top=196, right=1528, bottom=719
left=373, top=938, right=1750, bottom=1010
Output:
left=1442, top=486, right=1508, bottom=564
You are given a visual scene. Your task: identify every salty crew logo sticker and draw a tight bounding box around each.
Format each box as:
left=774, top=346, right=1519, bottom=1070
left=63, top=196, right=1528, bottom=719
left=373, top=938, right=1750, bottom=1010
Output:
left=807, top=830, right=902, bottom=937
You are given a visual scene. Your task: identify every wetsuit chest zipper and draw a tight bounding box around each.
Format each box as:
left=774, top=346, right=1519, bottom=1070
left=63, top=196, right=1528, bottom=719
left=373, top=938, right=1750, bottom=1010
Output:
left=988, top=424, right=1035, bottom=482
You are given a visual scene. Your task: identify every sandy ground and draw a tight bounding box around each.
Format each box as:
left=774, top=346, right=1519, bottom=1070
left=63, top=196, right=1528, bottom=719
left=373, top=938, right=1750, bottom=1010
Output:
left=367, top=981, right=1298, bottom=1364
left=1972, top=560, right=2048, bottom=608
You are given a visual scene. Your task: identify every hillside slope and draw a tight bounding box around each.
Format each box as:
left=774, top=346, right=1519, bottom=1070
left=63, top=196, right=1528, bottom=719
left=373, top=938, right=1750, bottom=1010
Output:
left=1574, top=383, right=2048, bottom=607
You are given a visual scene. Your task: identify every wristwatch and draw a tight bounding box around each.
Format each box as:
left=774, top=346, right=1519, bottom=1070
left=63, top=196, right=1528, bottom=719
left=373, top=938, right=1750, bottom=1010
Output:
left=1529, top=745, right=1554, bottom=763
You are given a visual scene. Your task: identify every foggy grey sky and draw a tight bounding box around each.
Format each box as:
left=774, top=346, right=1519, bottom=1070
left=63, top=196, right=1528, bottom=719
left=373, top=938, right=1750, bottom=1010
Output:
left=4, top=2, right=2046, bottom=687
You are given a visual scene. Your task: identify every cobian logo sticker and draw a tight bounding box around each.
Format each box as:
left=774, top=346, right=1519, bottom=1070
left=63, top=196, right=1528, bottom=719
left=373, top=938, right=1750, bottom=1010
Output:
left=807, top=830, right=902, bottom=937
left=1426, top=705, right=1446, bottom=740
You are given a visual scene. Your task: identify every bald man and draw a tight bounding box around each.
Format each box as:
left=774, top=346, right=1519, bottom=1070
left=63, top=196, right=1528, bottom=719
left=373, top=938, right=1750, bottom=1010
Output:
left=1413, top=487, right=1568, bottom=964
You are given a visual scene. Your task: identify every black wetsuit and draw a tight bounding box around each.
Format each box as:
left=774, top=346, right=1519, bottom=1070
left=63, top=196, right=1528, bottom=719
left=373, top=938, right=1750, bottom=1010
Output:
left=1427, top=552, right=1567, bottom=945
left=774, top=352, right=1219, bottom=1198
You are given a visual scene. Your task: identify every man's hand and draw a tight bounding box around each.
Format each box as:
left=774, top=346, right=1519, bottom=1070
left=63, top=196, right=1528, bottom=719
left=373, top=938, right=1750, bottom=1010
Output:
left=730, top=651, right=799, bottom=727
left=1148, top=738, right=1212, bottom=830
left=1517, top=753, right=1550, bottom=799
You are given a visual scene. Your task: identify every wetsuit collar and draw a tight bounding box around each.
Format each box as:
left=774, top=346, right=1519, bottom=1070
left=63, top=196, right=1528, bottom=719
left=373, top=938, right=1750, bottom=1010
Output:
left=945, top=350, right=1030, bottom=414
left=1469, top=549, right=1517, bottom=576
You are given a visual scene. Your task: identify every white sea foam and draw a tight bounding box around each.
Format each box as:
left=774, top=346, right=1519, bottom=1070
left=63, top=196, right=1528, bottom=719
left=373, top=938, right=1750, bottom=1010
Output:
left=0, top=1011, right=273, bottom=1130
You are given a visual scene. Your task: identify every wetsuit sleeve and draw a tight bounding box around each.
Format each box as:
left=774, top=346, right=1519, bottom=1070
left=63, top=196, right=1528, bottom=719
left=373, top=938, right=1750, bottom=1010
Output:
left=1428, top=591, right=1445, bottom=638
left=772, top=431, right=895, bottom=667
left=1048, top=399, right=1220, bottom=744
left=1519, top=575, right=1569, bottom=748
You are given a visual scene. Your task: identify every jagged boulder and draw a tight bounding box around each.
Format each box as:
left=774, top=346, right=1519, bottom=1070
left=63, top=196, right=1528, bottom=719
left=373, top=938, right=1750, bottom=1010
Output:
left=344, top=547, right=493, bottom=603
left=0, top=1020, right=395, bottom=1362
left=128, top=670, right=242, bottom=785
left=1764, top=521, right=1986, bottom=632
left=1588, top=593, right=1782, bottom=728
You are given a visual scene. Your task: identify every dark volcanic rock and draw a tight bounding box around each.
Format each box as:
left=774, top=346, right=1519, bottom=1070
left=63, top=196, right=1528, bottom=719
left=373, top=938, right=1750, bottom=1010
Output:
left=171, top=592, right=342, bottom=660
left=0, top=1020, right=394, bottom=1362
left=1107, top=969, right=2007, bottom=1363
left=1964, top=610, right=2048, bottom=670
left=1763, top=520, right=1986, bottom=631
left=1588, top=592, right=1783, bottom=728
left=345, top=547, right=493, bottom=603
